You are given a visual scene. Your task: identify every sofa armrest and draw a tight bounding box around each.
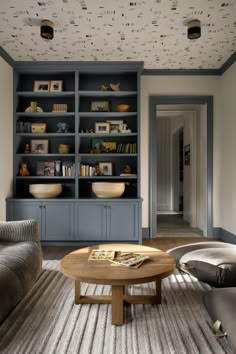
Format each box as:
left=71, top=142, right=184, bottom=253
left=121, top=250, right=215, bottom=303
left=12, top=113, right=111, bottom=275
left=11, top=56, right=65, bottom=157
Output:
left=0, top=220, right=40, bottom=243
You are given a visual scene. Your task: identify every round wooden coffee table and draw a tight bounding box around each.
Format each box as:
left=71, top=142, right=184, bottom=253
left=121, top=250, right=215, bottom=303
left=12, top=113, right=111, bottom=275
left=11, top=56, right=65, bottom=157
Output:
left=61, top=244, right=175, bottom=325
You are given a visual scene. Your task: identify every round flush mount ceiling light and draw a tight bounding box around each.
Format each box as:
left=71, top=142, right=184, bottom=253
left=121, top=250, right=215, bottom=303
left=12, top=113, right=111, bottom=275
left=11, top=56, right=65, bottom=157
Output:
left=187, top=19, right=201, bottom=40
left=40, top=19, right=54, bottom=40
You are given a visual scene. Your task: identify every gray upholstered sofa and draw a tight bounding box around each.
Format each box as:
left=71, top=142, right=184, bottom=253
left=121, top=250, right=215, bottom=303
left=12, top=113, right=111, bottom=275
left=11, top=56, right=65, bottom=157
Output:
left=0, top=219, right=42, bottom=323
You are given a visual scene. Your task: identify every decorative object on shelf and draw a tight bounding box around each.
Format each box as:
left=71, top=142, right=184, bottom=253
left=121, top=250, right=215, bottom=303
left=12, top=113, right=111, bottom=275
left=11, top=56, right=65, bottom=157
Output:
left=123, top=164, right=132, bottom=174
left=33, top=80, right=50, bottom=92
left=25, top=106, right=43, bottom=113
left=30, top=101, right=38, bottom=112
left=94, top=121, right=110, bottom=133
left=37, top=161, right=55, bottom=176
left=57, top=122, right=70, bottom=133
left=93, top=164, right=100, bottom=176
left=110, top=83, right=120, bottom=91
left=121, top=123, right=131, bottom=133
left=100, top=141, right=117, bottom=153
left=19, top=162, right=30, bottom=176
left=101, top=84, right=108, bottom=91
left=29, top=184, right=62, bottom=198
left=92, top=182, right=125, bottom=198
left=24, top=144, right=30, bottom=154
left=98, top=162, right=113, bottom=176
left=31, top=122, right=47, bottom=133
left=116, top=104, right=130, bottom=112
left=90, top=100, right=110, bottom=112
left=52, top=104, right=68, bottom=112
left=30, top=139, right=49, bottom=154
left=106, top=120, right=123, bottom=133
left=50, top=80, right=63, bottom=92
left=58, top=144, right=70, bottom=154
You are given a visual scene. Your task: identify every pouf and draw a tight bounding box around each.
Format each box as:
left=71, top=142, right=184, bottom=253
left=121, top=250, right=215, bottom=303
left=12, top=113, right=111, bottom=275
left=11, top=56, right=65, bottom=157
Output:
left=203, top=288, right=236, bottom=353
left=167, top=241, right=236, bottom=287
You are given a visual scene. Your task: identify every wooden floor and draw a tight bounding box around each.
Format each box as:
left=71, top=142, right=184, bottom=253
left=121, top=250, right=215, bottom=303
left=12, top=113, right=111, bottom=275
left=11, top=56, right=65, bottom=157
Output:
left=42, top=236, right=208, bottom=259
left=156, top=214, right=203, bottom=237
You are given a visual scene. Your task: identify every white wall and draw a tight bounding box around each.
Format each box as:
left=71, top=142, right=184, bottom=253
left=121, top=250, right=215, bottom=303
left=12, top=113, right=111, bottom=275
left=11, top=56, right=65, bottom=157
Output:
left=219, top=62, right=236, bottom=235
left=0, top=57, right=13, bottom=220
left=140, top=75, right=221, bottom=229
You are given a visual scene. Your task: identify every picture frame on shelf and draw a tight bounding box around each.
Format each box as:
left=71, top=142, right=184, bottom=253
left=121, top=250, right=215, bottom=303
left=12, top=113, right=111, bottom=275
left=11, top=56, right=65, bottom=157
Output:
left=90, top=100, right=110, bottom=112
left=98, top=162, right=113, bottom=176
left=33, top=80, right=50, bottom=92
left=94, top=121, right=110, bottom=133
left=36, top=161, right=55, bottom=176
left=106, top=120, right=123, bottom=133
left=31, top=139, right=49, bottom=154
left=50, top=80, right=63, bottom=92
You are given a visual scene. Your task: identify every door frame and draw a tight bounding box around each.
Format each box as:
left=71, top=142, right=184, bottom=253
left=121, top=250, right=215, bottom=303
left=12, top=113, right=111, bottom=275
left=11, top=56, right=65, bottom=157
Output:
left=149, top=96, right=213, bottom=238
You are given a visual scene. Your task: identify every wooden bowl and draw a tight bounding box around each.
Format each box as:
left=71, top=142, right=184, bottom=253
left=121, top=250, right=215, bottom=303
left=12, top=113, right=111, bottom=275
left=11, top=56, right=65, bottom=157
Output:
left=116, top=104, right=130, bottom=112
left=29, top=184, right=62, bottom=198
left=92, top=182, right=125, bottom=198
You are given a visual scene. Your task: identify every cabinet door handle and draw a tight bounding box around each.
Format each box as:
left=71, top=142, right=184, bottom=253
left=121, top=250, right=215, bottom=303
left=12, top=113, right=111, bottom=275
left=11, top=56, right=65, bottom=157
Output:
left=43, top=205, right=46, bottom=209
left=39, top=205, right=42, bottom=209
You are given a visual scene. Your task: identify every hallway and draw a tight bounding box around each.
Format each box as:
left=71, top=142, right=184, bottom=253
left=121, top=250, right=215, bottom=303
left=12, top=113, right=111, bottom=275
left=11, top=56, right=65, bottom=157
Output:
left=156, top=214, right=203, bottom=237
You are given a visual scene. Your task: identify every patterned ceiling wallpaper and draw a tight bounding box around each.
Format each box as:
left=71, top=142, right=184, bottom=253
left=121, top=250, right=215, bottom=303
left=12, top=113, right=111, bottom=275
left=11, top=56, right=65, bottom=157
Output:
left=0, top=0, right=235, bottom=69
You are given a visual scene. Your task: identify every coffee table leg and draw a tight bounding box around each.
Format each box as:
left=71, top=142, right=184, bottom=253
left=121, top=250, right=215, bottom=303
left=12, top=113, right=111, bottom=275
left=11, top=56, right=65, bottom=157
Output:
left=112, top=285, right=124, bottom=325
left=155, top=280, right=162, bottom=304
left=75, top=280, right=81, bottom=304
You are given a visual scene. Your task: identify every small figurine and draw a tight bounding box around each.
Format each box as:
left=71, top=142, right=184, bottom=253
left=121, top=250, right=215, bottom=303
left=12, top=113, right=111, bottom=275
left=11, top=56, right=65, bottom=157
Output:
left=19, top=162, right=30, bottom=176
left=110, top=83, right=120, bottom=91
left=123, top=164, right=131, bottom=174
left=101, top=84, right=108, bottom=91
left=24, top=144, right=30, bottom=154
left=57, top=122, right=70, bottom=133
left=93, top=164, right=100, bottom=176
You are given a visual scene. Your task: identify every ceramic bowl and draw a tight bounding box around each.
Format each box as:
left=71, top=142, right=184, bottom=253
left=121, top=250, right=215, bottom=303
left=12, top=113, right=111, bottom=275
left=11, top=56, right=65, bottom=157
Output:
left=92, top=182, right=125, bottom=198
left=58, top=144, right=70, bottom=154
left=116, top=104, right=130, bottom=112
left=29, top=184, right=62, bottom=198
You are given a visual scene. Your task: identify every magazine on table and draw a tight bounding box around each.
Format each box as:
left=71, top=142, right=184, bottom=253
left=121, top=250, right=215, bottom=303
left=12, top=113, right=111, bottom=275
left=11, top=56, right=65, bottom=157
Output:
left=88, top=249, right=116, bottom=261
left=110, top=252, right=149, bottom=268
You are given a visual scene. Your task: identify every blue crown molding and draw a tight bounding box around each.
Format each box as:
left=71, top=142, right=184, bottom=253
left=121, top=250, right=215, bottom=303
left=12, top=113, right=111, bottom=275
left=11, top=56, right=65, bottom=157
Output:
left=0, top=46, right=15, bottom=68
left=142, top=68, right=221, bottom=76
left=14, top=61, right=144, bottom=73
left=219, top=51, right=236, bottom=75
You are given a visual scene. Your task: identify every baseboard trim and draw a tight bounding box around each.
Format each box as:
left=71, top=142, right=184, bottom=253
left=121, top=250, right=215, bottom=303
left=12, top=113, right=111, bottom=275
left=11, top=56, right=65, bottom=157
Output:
left=216, top=227, right=236, bottom=244
left=142, top=228, right=150, bottom=239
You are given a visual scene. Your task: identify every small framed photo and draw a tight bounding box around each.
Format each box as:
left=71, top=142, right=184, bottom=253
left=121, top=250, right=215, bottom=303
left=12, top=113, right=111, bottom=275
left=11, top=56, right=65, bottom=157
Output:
left=95, top=122, right=110, bottom=133
left=50, top=80, right=63, bottom=92
left=33, top=80, right=50, bottom=92
left=31, top=139, right=49, bottom=154
left=90, top=100, right=110, bottom=112
left=98, top=162, right=113, bottom=176
left=106, top=120, right=123, bottom=133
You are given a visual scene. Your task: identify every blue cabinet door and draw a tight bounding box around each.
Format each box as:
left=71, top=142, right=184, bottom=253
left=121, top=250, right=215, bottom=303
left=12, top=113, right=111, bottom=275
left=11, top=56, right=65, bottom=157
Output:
left=76, top=202, right=107, bottom=241
left=42, top=202, right=74, bottom=241
left=107, top=202, right=139, bottom=241
left=6, top=200, right=42, bottom=238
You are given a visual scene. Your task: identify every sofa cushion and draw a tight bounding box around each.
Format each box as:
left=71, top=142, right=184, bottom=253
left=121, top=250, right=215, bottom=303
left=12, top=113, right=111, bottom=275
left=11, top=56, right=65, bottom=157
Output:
left=179, top=248, right=236, bottom=287
left=0, top=242, right=42, bottom=323
left=203, top=288, right=236, bottom=353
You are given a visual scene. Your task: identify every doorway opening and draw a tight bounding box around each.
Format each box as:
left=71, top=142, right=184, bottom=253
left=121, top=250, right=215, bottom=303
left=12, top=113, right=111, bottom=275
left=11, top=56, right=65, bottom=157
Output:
left=149, top=96, right=213, bottom=239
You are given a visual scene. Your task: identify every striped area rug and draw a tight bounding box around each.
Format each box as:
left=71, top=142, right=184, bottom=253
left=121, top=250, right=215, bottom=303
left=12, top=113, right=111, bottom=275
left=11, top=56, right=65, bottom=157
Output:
left=0, top=260, right=232, bottom=354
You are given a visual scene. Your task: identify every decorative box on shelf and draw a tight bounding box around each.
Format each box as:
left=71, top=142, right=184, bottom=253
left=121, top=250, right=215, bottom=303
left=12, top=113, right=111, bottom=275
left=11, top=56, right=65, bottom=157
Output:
left=31, top=122, right=47, bottom=134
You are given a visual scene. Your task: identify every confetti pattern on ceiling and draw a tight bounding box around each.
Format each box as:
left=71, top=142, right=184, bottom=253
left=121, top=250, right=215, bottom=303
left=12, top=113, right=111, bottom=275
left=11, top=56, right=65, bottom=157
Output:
left=0, top=0, right=235, bottom=69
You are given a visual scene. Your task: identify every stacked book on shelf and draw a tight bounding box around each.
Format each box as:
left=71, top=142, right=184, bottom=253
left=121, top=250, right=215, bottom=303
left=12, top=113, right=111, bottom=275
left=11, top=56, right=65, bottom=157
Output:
left=116, top=143, right=137, bottom=153
left=80, top=163, right=94, bottom=176
left=88, top=249, right=149, bottom=268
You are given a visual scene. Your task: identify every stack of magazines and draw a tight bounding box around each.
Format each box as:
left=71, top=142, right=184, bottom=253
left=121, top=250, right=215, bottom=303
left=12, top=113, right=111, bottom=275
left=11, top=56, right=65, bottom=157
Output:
left=88, top=250, right=149, bottom=268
